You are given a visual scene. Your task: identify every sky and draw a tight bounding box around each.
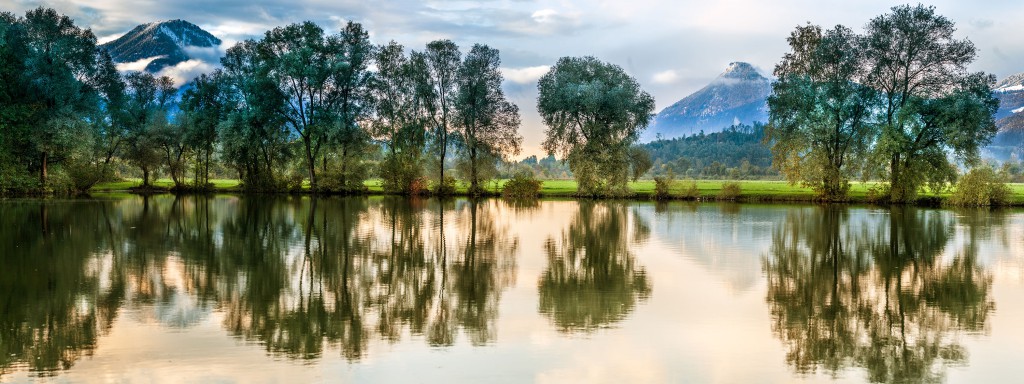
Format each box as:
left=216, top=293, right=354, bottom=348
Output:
left=5, top=0, right=1024, bottom=156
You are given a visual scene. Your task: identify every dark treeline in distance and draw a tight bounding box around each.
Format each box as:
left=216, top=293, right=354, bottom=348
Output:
left=644, top=124, right=777, bottom=180
left=0, top=8, right=528, bottom=196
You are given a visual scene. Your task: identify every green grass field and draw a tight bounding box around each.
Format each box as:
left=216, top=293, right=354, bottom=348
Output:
left=91, top=178, right=1024, bottom=205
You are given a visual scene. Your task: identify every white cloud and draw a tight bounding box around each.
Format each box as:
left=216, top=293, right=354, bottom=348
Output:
left=501, top=65, right=551, bottom=84
left=531, top=9, right=559, bottom=24
left=156, top=59, right=218, bottom=87
left=115, top=56, right=165, bottom=72
left=652, top=70, right=680, bottom=84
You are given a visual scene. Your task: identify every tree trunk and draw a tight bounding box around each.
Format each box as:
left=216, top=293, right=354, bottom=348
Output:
left=304, top=136, right=317, bottom=191
left=40, top=151, right=48, bottom=187
left=142, top=166, right=151, bottom=187
left=205, top=149, right=211, bottom=185
left=340, top=146, right=349, bottom=191
left=889, top=153, right=902, bottom=202
left=438, top=129, right=447, bottom=195
left=469, top=146, right=479, bottom=195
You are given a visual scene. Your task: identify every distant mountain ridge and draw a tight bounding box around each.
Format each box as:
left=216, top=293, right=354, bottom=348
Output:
left=643, top=62, right=770, bottom=142
left=992, top=72, right=1024, bottom=151
left=100, top=19, right=221, bottom=73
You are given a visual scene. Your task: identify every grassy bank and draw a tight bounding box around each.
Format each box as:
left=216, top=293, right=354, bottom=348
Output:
left=90, top=178, right=1024, bottom=205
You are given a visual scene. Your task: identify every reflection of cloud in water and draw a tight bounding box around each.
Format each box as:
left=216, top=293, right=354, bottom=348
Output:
left=126, top=255, right=211, bottom=329
left=637, top=203, right=776, bottom=293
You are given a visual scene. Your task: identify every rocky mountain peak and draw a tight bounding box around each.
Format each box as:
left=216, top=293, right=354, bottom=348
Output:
left=717, top=62, right=766, bottom=82
left=643, top=62, right=772, bottom=141
left=100, top=19, right=221, bottom=73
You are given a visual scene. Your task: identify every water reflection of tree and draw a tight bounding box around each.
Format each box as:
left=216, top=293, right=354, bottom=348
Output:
left=539, top=202, right=652, bottom=333
left=764, top=206, right=994, bottom=383
left=0, top=196, right=521, bottom=376
left=0, top=201, right=120, bottom=376
left=204, top=196, right=517, bottom=359
left=449, top=199, right=518, bottom=345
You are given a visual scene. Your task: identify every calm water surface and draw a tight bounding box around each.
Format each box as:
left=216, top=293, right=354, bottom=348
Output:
left=1, top=196, right=1023, bottom=383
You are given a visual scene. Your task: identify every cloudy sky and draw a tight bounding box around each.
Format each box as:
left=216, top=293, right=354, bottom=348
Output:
left=6, top=0, right=1024, bottom=156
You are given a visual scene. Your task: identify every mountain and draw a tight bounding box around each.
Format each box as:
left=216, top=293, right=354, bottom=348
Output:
left=100, top=20, right=221, bottom=73
left=643, top=62, right=770, bottom=142
left=989, top=72, right=1024, bottom=159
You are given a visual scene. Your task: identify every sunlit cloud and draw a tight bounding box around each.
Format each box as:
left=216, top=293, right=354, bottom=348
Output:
left=531, top=9, right=559, bottom=24
left=114, top=56, right=164, bottom=72
left=156, top=59, right=218, bottom=87
left=652, top=70, right=680, bottom=84
left=502, top=66, right=551, bottom=84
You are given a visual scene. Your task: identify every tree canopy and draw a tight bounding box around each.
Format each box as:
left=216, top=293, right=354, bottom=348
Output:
left=766, top=5, right=999, bottom=202
left=537, top=56, right=655, bottom=196
left=767, top=24, right=875, bottom=200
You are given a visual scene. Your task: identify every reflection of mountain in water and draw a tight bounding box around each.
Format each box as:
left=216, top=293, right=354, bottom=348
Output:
left=637, top=203, right=776, bottom=292
left=763, top=206, right=994, bottom=383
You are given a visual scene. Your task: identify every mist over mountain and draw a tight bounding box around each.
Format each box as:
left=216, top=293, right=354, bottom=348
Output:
left=100, top=19, right=221, bottom=78
left=643, top=62, right=770, bottom=142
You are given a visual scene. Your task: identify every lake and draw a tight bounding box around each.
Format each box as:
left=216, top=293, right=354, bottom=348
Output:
left=1, top=196, right=1023, bottom=383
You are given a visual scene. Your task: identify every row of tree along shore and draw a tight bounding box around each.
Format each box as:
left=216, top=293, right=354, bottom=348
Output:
left=0, top=5, right=1016, bottom=206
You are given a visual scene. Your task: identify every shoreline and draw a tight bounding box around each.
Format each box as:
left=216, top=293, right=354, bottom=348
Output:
left=70, top=178, right=1024, bottom=207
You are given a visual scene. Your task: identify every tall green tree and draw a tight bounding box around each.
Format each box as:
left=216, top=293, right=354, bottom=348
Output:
left=91, top=52, right=128, bottom=170
left=323, top=22, right=374, bottom=192
left=369, top=41, right=428, bottom=194
left=122, top=72, right=176, bottom=187
left=180, top=71, right=225, bottom=187
left=258, top=21, right=373, bottom=191
left=767, top=24, right=875, bottom=200
left=454, top=44, right=522, bottom=195
left=863, top=5, right=999, bottom=202
left=537, top=56, right=655, bottom=196
left=0, top=12, right=31, bottom=181
left=67, top=51, right=125, bottom=192
left=219, top=40, right=292, bottom=190
left=417, top=40, right=462, bottom=194
left=17, top=7, right=101, bottom=187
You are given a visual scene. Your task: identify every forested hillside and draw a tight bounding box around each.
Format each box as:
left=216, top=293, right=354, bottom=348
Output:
left=643, top=124, right=777, bottom=179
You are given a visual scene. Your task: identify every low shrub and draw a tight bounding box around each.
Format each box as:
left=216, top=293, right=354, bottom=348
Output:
left=66, top=161, right=112, bottom=193
left=653, top=176, right=674, bottom=200
left=433, top=175, right=458, bottom=196
left=0, top=164, right=39, bottom=195
left=502, top=172, right=542, bottom=199
left=286, top=172, right=305, bottom=192
left=408, top=176, right=430, bottom=196
left=718, top=181, right=741, bottom=201
left=948, top=165, right=1011, bottom=207
left=680, top=179, right=700, bottom=200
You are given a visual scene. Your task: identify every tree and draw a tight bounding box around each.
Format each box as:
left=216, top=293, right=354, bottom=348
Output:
left=67, top=51, right=126, bottom=192
left=91, top=51, right=128, bottom=170
left=369, top=41, right=428, bottom=194
left=454, top=44, right=522, bottom=195
left=219, top=40, right=292, bottom=190
left=863, top=5, right=999, bottom=202
left=537, top=56, right=655, bottom=196
left=324, top=22, right=374, bottom=192
left=417, top=40, right=462, bottom=194
left=17, top=7, right=101, bottom=187
left=180, top=71, right=225, bottom=187
left=122, top=72, right=176, bottom=187
left=258, top=21, right=371, bottom=191
left=766, top=24, right=875, bottom=200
